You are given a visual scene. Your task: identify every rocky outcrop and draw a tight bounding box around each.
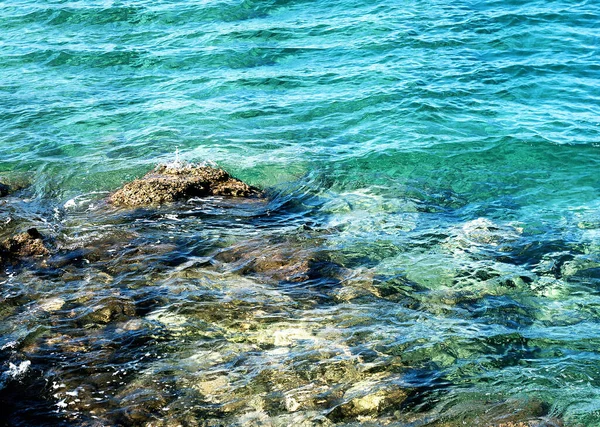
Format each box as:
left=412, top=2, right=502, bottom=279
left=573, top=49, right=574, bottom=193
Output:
left=109, top=163, right=261, bottom=207
left=1, top=228, right=49, bottom=259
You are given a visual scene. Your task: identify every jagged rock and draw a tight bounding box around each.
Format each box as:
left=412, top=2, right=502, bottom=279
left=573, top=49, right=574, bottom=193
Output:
left=1, top=228, right=49, bottom=259
left=0, top=183, right=9, bottom=197
left=109, top=163, right=260, bottom=207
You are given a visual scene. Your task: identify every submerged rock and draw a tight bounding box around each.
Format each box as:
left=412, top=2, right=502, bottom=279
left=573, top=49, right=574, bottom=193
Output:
left=109, top=163, right=261, bottom=207
left=327, top=376, right=409, bottom=421
left=421, top=396, right=561, bottom=427
left=81, top=296, right=136, bottom=326
left=1, top=228, right=50, bottom=259
left=214, top=237, right=346, bottom=285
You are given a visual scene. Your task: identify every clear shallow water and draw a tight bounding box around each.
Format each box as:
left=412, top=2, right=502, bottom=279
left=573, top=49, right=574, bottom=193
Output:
left=0, top=0, right=599, bottom=425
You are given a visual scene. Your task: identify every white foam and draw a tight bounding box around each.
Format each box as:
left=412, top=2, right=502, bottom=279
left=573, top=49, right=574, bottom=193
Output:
left=1, top=341, right=16, bottom=350
left=6, top=360, right=31, bottom=378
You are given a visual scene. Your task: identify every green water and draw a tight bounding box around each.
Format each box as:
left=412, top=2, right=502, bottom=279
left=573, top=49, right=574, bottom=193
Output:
left=0, top=0, right=599, bottom=425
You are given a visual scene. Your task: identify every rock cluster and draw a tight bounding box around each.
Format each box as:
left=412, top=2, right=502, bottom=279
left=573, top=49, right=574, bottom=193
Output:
left=109, top=163, right=260, bottom=207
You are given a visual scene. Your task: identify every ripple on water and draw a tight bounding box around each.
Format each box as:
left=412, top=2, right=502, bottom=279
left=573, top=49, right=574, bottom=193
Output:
left=1, top=0, right=600, bottom=425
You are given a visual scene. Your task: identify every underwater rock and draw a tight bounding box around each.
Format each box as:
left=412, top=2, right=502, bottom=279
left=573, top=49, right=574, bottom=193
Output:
left=81, top=296, right=136, bottom=326
left=215, top=239, right=345, bottom=284
left=459, top=218, right=522, bottom=246
left=0, top=182, right=9, bottom=197
left=118, top=388, right=169, bottom=424
left=109, top=163, right=260, bottom=207
left=271, top=412, right=333, bottom=427
left=494, top=423, right=557, bottom=427
left=424, top=396, right=562, bottom=427
left=38, top=297, right=66, bottom=312
left=327, top=376, right=409, bottom=421
left=0, top=228, right=50, bottom=259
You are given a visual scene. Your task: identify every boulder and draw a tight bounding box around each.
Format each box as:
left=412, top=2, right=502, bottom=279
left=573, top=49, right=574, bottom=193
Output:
left=109, top=163, right=260, bottom=207
left=1, top=228, right=49, bottom=259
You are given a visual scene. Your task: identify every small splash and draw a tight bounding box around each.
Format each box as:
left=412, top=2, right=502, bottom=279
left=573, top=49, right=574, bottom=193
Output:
left=160, top=147, right=221, bottom=174
left=63, top=192, right=109, bottom=211
left=1, top=341, right=17, bottom=350
left=200, top=158, right=219, bottom=168
left=164, top=147, right=186, bottom=170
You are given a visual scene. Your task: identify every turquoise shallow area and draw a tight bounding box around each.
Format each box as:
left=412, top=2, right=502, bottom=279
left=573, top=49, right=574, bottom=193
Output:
left=1, top=0, right=599, bottom=425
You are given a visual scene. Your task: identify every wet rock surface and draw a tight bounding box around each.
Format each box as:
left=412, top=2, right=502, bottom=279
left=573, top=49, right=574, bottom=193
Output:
left=422, top=396, right=564, bottom=427
left=109, top=163, right=261, bottom=207
left=80, top=296, right=137, bottom=326
left=1, top=228, right=50, bottom=260
left=327, top=376, right=410, bottom=421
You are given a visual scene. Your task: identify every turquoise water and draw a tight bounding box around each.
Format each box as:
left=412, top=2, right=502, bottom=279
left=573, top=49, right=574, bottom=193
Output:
left=1, top=0, right=599, bottom=425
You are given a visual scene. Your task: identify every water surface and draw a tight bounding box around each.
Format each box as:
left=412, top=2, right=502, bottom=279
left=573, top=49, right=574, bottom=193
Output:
left=1, top=0, right=599, bottom=425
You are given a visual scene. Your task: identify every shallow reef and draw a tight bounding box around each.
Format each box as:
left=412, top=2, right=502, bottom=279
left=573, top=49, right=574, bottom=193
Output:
left=0, top=163, right=581, bottom=427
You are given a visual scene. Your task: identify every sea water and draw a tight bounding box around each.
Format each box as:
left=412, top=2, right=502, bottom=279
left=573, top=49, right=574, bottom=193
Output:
left=0, top=0, right=599, bottom=425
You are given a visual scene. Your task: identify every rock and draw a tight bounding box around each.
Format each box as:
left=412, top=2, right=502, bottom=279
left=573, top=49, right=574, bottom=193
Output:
left=38, top=297, right=66, bottom=312
left=119, top=388, right=168, bottom=424
left=327, top=377, right=409, bottom=421
left=195, top=376, right=229, bottom=397
left=1, top=228, right=50, bottom=259
left=422, top=397, right=561, bottom=427
left=109, top=163, right=261, bottom=207
left=81, top=296, right=136, bottom=325
left=215, top=239, right=343, bottom=284
left=0, top=183, right=9, bottom=197
left=272, top=412, right=334, bottom=427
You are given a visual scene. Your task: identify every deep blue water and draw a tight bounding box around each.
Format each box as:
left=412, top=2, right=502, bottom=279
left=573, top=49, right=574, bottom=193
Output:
left=0, top=0, right=599, bottom=425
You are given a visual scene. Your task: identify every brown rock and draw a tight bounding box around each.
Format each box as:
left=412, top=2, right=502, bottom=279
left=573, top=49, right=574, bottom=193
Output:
left=109, top=163, right=260, bottom=207
left=1, top=228, right=49, bottom=258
